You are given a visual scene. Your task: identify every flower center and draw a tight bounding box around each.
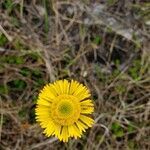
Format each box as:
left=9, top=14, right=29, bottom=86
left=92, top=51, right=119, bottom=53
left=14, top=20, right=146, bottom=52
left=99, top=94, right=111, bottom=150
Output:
left=58, top=101, right=73, bottom=117
left=51, top=95, right=81, bottom=125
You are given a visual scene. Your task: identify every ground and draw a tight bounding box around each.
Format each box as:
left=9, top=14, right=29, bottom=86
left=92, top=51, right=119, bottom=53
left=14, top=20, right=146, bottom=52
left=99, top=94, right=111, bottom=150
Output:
left=0, top=0, right=150, bottom=150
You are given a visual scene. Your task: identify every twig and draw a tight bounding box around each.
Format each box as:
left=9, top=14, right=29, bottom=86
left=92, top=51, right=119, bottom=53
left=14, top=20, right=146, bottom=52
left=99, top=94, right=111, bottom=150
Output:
left=0, top=97, right=3, bottom=142
left=0, top=25, right=13, bottom=42
left=29, top=138, right=57, bottom=150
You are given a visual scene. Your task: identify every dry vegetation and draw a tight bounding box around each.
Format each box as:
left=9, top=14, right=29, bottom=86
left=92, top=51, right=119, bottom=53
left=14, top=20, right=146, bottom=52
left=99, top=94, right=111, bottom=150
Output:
left=0, top=0, right=150, bottom=150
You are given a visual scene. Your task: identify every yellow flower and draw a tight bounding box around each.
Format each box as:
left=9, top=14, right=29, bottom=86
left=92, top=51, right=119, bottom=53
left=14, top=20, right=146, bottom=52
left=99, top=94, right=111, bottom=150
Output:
left=35, top=79, right=94, bottom=142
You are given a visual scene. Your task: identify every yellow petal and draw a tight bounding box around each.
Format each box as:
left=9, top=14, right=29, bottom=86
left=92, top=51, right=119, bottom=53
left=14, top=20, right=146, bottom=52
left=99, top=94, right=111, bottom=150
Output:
left=40, top=84, right=57, bottom=99
left=81, top=99, right=94, bottom=106
left=63, top=79, right=70, bottom=94
left=35, top=106, right=51, bottom=117
left=76, top=120, right=88, bottom=132
left=54, top=124, right=62, bottom=140
left=73, top=85, right=91, bottom=101
left=79, top=115, right=94, bottom=127
left=72, top=124, right=81, bottom=138
left=43, top=121, right=55, bottom=136
left=60, top=126, right=69, bottom=142
left=69, top=80, right=80, bottom=94
left=81, top=107, right=94, bottom=114
left=37, top=99, right=51, bottom=106
left=68, top=125, right=74, bottom=137
left=56, top=80, right=64, bottom=94
left=68, top=124, right=81, bottom=138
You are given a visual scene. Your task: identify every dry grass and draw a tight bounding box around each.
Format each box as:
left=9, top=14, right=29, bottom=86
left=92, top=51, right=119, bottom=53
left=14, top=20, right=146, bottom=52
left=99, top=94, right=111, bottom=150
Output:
left=0, top=0, right=150, bottom=150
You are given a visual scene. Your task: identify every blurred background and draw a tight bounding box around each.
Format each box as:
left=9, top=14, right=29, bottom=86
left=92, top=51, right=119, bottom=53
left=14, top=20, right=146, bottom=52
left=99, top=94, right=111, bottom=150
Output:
left=0, top=0, right=150, bottom=150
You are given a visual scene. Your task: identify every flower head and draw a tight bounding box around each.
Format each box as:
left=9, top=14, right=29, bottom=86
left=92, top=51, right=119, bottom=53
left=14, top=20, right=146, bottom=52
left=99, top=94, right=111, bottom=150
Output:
left=35, top=79, right=94, bottom=142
